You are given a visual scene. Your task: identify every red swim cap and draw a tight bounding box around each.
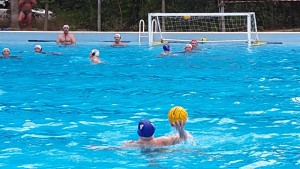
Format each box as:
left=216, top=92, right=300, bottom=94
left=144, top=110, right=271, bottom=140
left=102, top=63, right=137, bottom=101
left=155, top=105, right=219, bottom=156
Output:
left=190, top=40, right=198, bottom=44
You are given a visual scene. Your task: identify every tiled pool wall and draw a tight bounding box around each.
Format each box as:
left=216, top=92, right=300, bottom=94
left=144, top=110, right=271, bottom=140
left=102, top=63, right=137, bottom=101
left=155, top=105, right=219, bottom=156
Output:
left=0, top=31, right=299, bottom=43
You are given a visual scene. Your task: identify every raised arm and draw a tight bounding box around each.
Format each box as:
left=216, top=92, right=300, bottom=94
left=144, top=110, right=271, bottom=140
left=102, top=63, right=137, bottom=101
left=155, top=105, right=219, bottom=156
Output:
left=157, top=120, right=189, bottom=146
left=173, top=120, right=188, bottom=140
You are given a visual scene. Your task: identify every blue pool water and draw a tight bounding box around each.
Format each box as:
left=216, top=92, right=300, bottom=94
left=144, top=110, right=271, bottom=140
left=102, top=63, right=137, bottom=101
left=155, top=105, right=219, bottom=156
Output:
left=0, top=40, right=300, bottom=168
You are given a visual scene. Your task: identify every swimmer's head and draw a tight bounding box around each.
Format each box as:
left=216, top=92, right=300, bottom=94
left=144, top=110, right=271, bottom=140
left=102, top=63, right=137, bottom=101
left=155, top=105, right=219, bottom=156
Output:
left=63, top=25, right=69, bottom=34
left=2, top=48, right=10, bottom=53
left=91, top=49, right=99, bottom=57
left=137, top=119, right=155, bottom=138
left=190, top=40, right=198, bottom=44
left=35, top=45, right=42, bottom=49
left=34, top=45, right=42, bottom=52
left=2, top=48, right=10, bottom=56
left=185, top=44, right=192, bottom=49
left=114, top=34, right=121, bottom=38
left=163, top=44, right=170, bottom=52
left=63, top=25, right=69, bottom=30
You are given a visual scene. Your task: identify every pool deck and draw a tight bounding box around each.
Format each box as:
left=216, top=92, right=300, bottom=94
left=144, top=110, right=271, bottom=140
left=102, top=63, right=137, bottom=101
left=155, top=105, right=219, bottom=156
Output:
left=0, top=31, right=299, bottom=44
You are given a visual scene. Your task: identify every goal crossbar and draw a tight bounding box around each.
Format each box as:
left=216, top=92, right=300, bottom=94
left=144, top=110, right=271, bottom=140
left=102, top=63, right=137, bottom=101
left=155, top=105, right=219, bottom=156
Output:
left=148, top=12, right=259, bottom=46
left=149, top=12, right=255, bottom=17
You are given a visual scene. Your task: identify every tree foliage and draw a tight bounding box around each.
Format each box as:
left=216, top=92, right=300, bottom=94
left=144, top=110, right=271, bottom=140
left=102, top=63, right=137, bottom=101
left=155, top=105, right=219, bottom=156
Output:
left=37, top=0, right=300, bottom=31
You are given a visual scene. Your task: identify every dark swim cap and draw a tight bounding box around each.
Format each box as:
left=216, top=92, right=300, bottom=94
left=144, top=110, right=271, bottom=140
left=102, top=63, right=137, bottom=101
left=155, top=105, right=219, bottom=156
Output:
left=163, top=44, right=170, bottom=51
left=137, top=119, right=155, bottom=137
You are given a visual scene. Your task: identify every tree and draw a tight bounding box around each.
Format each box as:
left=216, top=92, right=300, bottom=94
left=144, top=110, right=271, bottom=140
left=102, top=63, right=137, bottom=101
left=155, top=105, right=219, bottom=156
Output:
left=9, top=0, right=19, bottom=30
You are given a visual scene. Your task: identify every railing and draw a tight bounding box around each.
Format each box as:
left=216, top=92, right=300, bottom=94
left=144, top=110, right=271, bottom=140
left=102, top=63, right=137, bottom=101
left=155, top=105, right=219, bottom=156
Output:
left=138, top=19, right=148, bottom=43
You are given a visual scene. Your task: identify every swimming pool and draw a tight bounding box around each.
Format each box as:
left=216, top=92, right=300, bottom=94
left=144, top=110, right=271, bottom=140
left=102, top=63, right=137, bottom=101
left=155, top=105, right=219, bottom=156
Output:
left=0, top=32, right=300, bottom=168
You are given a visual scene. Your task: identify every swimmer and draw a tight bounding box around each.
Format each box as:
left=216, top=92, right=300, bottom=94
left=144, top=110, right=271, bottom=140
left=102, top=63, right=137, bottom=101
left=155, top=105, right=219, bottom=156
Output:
left=34, top=45, right=44, bottom=53
left=190, top=40, right=199, bottom=49
left=111, top=34, right=126, bottom=46
left=161, top=44, right=171, bottom=55
left=157, top=44, right=178, bottom=57
left=2, top=48, right=10, bottom=57
left=1, top=48, right=20, bottom=59
left=157, top=44, right=171, bottom=57
left=34, top=45, right=62, bottom=55
left=89, top=49, right=101, bottom=64
left=184, top=44, right=193, bottom=53
left=122, top=119, right=191, bottom=147
left=56, top=25, right=76, bottom=45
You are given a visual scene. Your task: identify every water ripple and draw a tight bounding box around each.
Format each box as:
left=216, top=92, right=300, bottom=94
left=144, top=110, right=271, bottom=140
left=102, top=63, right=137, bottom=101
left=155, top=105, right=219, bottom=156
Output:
left=21, top=133, right=71, bottom=139
left=240, top=160, right=278, bottom=169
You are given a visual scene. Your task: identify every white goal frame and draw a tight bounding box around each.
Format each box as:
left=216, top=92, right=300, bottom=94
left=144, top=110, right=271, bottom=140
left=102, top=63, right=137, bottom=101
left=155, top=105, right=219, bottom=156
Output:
left=148, top=12, right=259, bottom=46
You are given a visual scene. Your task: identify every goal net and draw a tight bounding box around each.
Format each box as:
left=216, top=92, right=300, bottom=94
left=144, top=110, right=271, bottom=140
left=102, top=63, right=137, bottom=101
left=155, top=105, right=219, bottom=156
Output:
left=148, top=13, right=259, bottom=46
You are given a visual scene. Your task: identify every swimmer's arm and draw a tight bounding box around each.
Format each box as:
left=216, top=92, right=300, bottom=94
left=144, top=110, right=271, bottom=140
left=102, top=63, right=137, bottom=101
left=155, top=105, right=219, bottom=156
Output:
left=121, top=140, right=140, bottom=148
left=55, top=36, right=61, bottom=44
left=161, top=120, right=190, bottom=145
left=9, top=56, right=21, bottom=59
left=48, top=52, right=63, bottom=56
left=176, top=127, right=188, bottom=140
left=71, top=35, right=76, bottom=44
left=172, top=120, right=189, bottom=140
left=110, top=42, right=117, bottom=46
left=157, top=54, right=166, bottom=58
left=158, top=132, right=188, bottom=146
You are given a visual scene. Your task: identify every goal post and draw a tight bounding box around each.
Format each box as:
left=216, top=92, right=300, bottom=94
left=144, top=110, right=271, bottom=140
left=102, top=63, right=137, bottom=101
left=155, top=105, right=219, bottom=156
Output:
left=148, top=12, right=259, bottom=46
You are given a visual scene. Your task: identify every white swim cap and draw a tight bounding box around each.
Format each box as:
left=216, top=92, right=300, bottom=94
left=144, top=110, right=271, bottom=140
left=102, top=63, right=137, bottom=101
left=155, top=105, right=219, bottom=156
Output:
left=185, top=44, right=192, bottom=48
left=63, top=25, right=69, bottom=29
left=114, top=34, right=121, bottom=38
left=35, top=45, right=42, bottom=49
left=2, top=48, right=10, bottom=52
left=91, top=49, right=99, bottom=57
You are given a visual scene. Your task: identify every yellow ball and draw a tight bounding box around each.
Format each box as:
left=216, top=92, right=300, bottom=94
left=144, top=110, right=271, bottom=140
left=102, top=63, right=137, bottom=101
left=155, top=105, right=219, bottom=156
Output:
left=200, top=37, right=207, bottom=44
left=168, top=106, right=188, bottom=124
left=183, top=16, right=191, bottom=20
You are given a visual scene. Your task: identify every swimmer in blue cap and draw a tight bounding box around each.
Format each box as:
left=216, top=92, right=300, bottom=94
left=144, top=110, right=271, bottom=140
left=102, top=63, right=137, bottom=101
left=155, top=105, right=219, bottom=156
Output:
left=123, top=119, right=191, bottom=147
left=157, top=44, right=172, bottom=57
left=162, top=44, right=170, bottom=55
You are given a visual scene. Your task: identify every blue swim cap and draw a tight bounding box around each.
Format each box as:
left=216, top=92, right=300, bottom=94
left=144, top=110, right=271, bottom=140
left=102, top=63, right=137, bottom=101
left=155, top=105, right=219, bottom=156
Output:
left=163, top=44, right=170, bottom=51
left=137, top=119, right=155, bottom=137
